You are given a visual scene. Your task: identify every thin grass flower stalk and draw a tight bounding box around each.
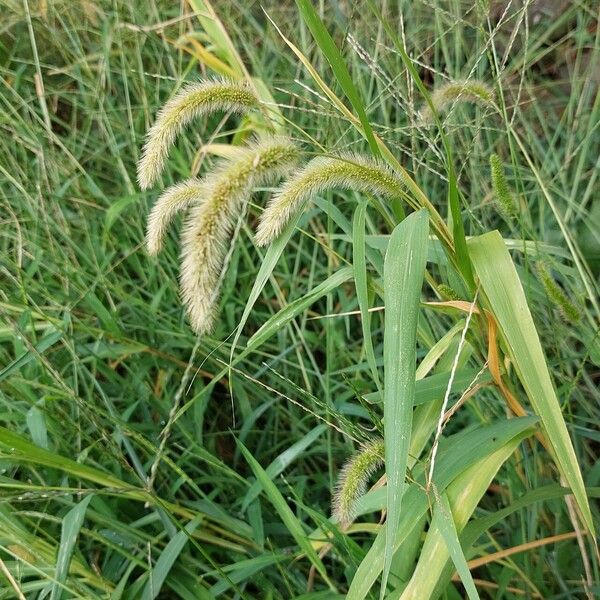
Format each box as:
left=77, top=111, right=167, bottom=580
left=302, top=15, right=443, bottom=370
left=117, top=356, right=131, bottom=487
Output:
left=255, top=153, right=407, bottom=246
left=180, top=136, right=299, bottom=334
left=333, top=438, right=384, bottom=526
left=489, top=153, right=518, bottom=219
left=137, top=78, right=259, bottom=190
left=420, top=79, right=494, bottom=121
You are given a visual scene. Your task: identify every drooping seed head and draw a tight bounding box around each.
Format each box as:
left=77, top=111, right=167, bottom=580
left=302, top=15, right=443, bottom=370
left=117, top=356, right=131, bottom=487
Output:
left=146, top=179, right=206, bottom=255
left=137, top=78, right=258, bottom=190
left=333, top=438, right=384, bottom=526
left=420, top=79, right=494, bottom=122
left=178, top=136, right=299, bottom=334
left=255, top=153, right=406, bottom=246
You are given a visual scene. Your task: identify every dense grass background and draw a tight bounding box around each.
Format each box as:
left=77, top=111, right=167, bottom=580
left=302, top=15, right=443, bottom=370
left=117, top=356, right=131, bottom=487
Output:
left=0, top=0, right=599, bottom=597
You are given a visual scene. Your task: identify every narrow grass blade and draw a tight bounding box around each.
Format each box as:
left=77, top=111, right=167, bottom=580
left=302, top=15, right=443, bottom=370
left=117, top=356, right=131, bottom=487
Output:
left=50, top=495, right=93, bottom=600
left=0, top=427, right=127, bottom=489
left=142, top=515, right=202, bottom=599
left=241, top=424, right=327, bottom=511
left=365, top=0, right=473, bottom=288
left=187, top=0, right=246, bottom=78
left=247, top=266, right=353, bottom=349
left=295, top=0, right=380, bottom=157
left=0, top=329, right=62, bottom=382
left=230, top=208, right=306, bottom=359
left=382, top=209, right=429, bottom=595
left=468, top=231, right=594, bottom=536
left=237, top=440, right=335, bottom=590
left=433, top=493, right=479, bottom=600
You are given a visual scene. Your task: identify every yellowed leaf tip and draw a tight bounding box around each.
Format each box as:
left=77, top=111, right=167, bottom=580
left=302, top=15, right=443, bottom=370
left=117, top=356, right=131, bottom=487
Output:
left=178, top=136, right=299, bottom=334
left=137, top=78, right=258, bottom=190
left=255, top=153, right=406, bottom=246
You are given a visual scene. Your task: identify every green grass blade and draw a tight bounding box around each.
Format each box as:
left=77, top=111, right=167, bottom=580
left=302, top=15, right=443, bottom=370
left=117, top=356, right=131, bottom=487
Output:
left=50, top=495, right=93, bottom=600
left=187, top=0, right=246, bottom=78
left=397, top=428, right=532, bottom=599
left=241, top=424, right=327, bottom=511
left=347, top=416, right=537, bottom=599
left=468, top=231, right=594, bottom=536
left=0, top=427, right=127, bottom=489
left=382, top=209, right=429, bottom=595
left=142, top=515, right=203, bottom=599
left=230, top=208, right=306, bottom=358
left=237, top=440, right=335, bottom=590
left=433, top=493, right=479, bottom=600
left=247, top=266, right=353, bottom=349
left=295, top=0, right=380, bottom=158
left=0, top=329, right=62, bottom=382
left=364, top=0, right=473, bottom=288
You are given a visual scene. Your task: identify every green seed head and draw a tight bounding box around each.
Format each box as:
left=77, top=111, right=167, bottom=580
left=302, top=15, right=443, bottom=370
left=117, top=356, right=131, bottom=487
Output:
left=333, top=438, right=384, bottom=526
left=536, top=262, right=581, bottom=323
left=489, top=154, right=518, bottom=219
left=178, top=136, right=299, bottom=334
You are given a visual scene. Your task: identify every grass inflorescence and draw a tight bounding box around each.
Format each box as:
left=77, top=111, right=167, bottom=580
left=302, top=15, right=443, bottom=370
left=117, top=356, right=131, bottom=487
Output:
left=137, top=78, right=258, bottom=190
left=179, top=136, right=299, bottom=334
left=256, top=153, right=407, bottom=245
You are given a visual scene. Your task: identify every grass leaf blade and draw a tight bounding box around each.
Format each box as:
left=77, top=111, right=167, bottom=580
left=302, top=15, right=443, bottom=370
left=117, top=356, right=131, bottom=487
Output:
left=382, top=209, right=429, bottom=595
left=468, top=231, right=594, bottom=536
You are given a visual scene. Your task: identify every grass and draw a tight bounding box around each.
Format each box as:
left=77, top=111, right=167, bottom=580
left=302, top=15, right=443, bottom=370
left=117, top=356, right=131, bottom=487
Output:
left=0, top=0, right=599, bottom=598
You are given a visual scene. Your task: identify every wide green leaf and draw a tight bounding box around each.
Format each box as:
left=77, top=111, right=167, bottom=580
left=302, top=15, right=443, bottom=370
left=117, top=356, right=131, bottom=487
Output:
left=469, top=231, right=594, bottom=536
left=382, top=209, right=429, bottom=595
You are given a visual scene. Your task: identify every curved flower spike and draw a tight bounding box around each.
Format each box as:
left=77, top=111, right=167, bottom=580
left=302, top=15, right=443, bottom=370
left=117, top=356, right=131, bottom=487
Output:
left=137, top=78, right=258, bottom=190
left=179, top=136, right=299, bottom=334
left=419, top=79, right=494, bottom=121
left=333, top=438, right=384, bottom=526
left=255, top=153, right=407, bottom=246
left=146, top=179, right=205, bottom=255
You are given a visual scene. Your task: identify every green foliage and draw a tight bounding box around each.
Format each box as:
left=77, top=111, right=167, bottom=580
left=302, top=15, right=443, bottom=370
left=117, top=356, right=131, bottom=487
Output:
left=1, top=1, right=598, bottom=598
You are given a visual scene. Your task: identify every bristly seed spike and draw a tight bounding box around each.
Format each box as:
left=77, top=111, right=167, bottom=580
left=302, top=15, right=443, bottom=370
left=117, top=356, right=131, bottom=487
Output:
left=179, top=136, right=300, bottom=334
left=137, top=78, right=258, bottom=190
left=255, top=153, right=407, bottom=246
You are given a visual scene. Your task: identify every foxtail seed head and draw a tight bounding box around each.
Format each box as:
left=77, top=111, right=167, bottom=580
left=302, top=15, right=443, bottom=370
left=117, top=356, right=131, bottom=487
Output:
left=489, top=153, right=518, bottom=219
left=146, top=179, right=205, bottom=255
left=333, top=438, right=384, bottom=526
left=536, top=262, right=581, bottom=323
left=137, top=78, right=258, bottom=190
left=420, top=79, right=494, bottom=121
left=179, top=136, right=299, bottom=334
left=255, top=153, right=406, bottom=246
